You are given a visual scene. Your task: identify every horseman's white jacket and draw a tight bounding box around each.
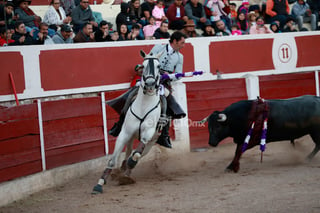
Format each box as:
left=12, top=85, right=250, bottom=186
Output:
left=43, top=6, right=67, bottom=26
left=150, top=43, right=183, bottom=74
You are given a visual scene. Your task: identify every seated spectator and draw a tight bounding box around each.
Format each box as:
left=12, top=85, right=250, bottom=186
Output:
left=52, top=24, right=74, bottom=43
left=206, top=0, right=227, bottom=24
left=233, top=12, right=249, bottom=34
left=215, top=19, right=231, bottom=35
left=229, top=2, right=238, bottom=20
left=248, top=11, right=258, bottom=28
left=0, top=2, right=18, bottom=30
left=15, top=0, right=42, bottom=31
left=292, top=0, right=317, bottom=31
left=231, top=24, right=242, bottom=35
left=249, top=0, right=266, bottom=17
left=166, top=0, right=188, bottom=30
left=202, top=22, right=216, bottom=36
left=249, top=16, right=273, bottom=34
left=0, top=27, right=14, bottom=46
left=117, top=23, right=130, bottom=41
left=270, top=21, right=281, bottom=33
left=307, top=0, right=320, bottom=29
left=282, top=16, right=298, bottom=32
left=43, top=0, right=72, bottom=31
left=143, top=16, right=157, bottom=39
left=185, top=0, right=210, bottom=29
left=129, top=0, right=147, bottom=27
left=266, top=0, right=290, bottom=30
left=116, top=2, right=134, bottom=33
left=141, top=0, right=155, bottom=21
left=71, top=0, right=97, bottom=33
left=180, top=19, right=199, bottom=37
left=95, top=20, right=119, bottom=42
left=73, top=22, right=95, bottom=42
left=34, top=22, right=54, bottom=45
left=153, top=20, right=170, bottom=39
left=60, top=0, right=75, bottom=16
left=152, top=0, right=167, bottom=28
left=237, top=0, right=250, bottom=16
left=129, top=23, right=144, bottom=40
left=10, top=21, right=35, bottom=45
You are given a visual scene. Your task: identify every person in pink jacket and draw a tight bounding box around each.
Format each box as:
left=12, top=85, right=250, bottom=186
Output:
left=152, top=0, right=167, bottom=28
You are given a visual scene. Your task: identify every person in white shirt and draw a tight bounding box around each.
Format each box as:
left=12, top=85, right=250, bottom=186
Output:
left=43, top=0, right=72, bottom=31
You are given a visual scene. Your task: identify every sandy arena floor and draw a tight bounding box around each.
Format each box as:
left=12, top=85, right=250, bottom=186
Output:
left=1, top=136, right=320, bottom=213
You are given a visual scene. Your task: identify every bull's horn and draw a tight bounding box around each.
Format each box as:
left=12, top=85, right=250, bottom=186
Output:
left=198, top=116, right=208, bottom=124
left=217, top=113, right=227, bottom=122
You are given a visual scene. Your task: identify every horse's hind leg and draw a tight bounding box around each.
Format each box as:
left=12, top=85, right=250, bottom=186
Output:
left=307, top=132, right=320, bottom=160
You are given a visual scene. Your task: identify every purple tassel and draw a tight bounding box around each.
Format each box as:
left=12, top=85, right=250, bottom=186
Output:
left=161, top=71, right=203, bottom=80
left=242, top=122, right=255, bottom=153
left=260, top=119, right=268, bottom=152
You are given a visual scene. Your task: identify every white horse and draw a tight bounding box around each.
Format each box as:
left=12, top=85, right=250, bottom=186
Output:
left=92, top=50, right=165, bottom=194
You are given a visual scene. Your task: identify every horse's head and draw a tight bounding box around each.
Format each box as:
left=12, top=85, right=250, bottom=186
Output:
left=140, top=50, right=162, bottom=95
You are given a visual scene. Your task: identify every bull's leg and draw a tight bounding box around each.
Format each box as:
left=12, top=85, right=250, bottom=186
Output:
left=92, top=134, right=127, bottom=194
left=226, top=143, right=243, bottom=173
left=307, top=132, right=320, bottom=160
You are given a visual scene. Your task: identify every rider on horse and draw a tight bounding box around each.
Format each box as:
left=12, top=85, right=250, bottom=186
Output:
left=108, top=31, right=187, bottom=148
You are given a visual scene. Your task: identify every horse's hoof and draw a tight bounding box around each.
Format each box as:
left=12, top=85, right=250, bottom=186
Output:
left=118, top=175, right=136, bottom=185
left=91, top=184, right=103, bottom=194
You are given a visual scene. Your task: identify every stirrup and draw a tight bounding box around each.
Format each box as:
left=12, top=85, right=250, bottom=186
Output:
left=157, top=114, right=169, bottom=132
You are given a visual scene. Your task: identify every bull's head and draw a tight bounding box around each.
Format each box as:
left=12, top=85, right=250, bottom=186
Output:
left=201, top=111, right=230, bottom=147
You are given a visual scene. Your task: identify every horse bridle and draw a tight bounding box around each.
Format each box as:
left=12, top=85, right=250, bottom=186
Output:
left=141, top=57, right=160, bottom=95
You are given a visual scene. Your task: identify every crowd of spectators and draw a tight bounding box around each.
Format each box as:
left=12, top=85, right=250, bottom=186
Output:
left=0, top=0, right=320, bottom=46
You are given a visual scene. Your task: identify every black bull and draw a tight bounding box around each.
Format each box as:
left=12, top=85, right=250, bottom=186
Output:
left=204, top=95, right=320, bottom=172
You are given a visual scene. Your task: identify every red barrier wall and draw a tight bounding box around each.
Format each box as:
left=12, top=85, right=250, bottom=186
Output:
left=209, top=39, right=274, bottom=74
left=259, top=72, right=316, bottom=99
left=42, top=97, right=105, bottom=169
left=295, top=35, right=320, bottom=68
left=0, top=104, right=42, bottom=182
left=186, top=78, right=248, bottom=149
left=0, top=52, right=25, bottom=96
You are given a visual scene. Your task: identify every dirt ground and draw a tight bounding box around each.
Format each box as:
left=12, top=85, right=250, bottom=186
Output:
left=1, top=136, right=320, bottom=213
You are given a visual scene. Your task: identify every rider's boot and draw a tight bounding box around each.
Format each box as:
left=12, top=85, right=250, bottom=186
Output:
left=108, top=113, right=125, bottom=137
left=156, top=123, right=172, bottom=148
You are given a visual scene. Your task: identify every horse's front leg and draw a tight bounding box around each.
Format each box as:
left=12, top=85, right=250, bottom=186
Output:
left=92, top=133, right=128, bottom=194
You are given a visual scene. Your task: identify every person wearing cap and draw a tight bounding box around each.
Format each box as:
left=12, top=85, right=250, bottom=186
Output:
left=43, top=0, right=72, bottom=31
left=130, top=64, right=143, bottom=88
left=0, top=2, right=18, bottom=30
left=180, top=19, right=199, bottom=37
left=52, top=24, right=74, bottom=43
left=109, top=31, right=187, bottom=149
left=15, top=0, right=42, bottom=29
